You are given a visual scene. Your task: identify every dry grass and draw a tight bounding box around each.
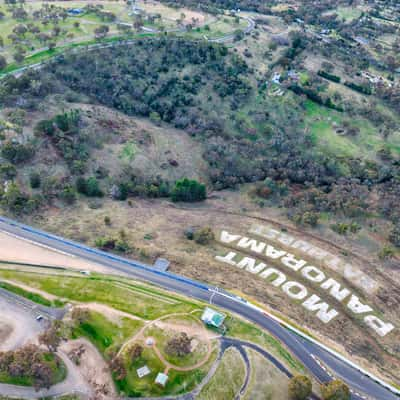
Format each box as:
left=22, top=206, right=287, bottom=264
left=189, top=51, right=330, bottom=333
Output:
left=243, top=348, right=289, bottom=400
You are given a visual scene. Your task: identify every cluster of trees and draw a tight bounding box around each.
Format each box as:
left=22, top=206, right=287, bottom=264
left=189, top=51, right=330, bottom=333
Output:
left=0, top=344, right=63, bottom=390
left=289, top=375, right=350, bottom=400
left=165, top=332, right=192, bottom=357
left=171, top=178, right=206, bottom=202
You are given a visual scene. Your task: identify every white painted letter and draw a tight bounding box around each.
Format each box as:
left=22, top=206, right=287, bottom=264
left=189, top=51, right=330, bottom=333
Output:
left=347, top=295, right=373, bottom=314
left=301, top=266, right=326, bottom=283
left=237, top=237, right=266, bottom=254
left=236, top=257, right=266, bottom=274
left=291, top=240, right=312, bottom=252
left=364, top=316, right=394, bottom=337
left=277, top=233, right=295, bottom=246
left=220, top=231, right=241, bottom=244
left=260, top=267, right=287, bottom=287
left=321, top=278, right=351, bottom=302
left=282, top=281, right=308, bottom=300
left=281, top=254, right=307, bottom=271
left=265, top=245, right=286, bottom=259
left=302, top=295, right=339, bottom=323
left=215, top=252, right=237, bottom=265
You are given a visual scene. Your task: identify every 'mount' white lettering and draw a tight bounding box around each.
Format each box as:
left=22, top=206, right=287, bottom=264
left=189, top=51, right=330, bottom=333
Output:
left=215, top=251, right=338, bottom=324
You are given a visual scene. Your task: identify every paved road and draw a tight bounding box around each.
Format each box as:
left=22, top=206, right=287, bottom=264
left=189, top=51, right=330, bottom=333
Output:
left=0, top=217, right=398, bottom=400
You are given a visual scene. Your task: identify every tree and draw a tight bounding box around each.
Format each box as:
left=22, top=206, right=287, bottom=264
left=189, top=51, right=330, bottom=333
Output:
left=0, top=55, right=7, bottom=70
left=171, top=178, right=206, bottom=202
left=29, top=172, right=41, bottom=188
left=165, top=332, right=192, bottom=357
left=94, top=25, right=109, bottom=39
left=31, top=362, right=53, bottom=389
left=71, top=308, right=90, bottom=324
left=109, top=356, right=126, bottom=380
left=1, top=141, right=34, bottom=164
left=59, top=185, right=77, bottom=205
left=13, top=23, right=28, bottom=37
left=288, top=375, right=312, bottom=400
left=389, top=224, right=400, bottom=248
left=128, top=344, right=143, bottom=363
left=76, top=177, right=103, bottom=197
left=321, top=380, right=350, bottom=400
left=13, top=48, right=26, bottom=63
left=38, top=323, right=62, bottom=352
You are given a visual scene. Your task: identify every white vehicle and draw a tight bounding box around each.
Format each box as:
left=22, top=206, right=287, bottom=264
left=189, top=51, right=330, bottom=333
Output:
left=36, top=315, right=43, bottom=321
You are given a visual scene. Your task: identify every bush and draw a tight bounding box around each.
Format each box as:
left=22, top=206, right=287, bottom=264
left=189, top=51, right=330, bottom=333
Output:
left=321, top=380, right=350, bottom=400
left=76, top=177, right=103, bottom=197
left=318, top=70, right=341, bottom=83
left=29, top=172, right=41, bottom=189
left=1, top=141, right=35, bottom=164
left=389, top=224, right=400, bottom=248
left=288, top=375, right=312, bottom=400
left=58, top=185, right=77, bottom=204
left=171, top=178, right=206, bottom=202
left=34, top=119, right=55, bottom=136
left=193, top=227, right=215, bottom=245
left=344, top=81, right=372, bottom=95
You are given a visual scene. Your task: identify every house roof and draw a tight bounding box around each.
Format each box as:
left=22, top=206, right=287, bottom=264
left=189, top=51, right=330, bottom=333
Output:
left=201, top=307, right=226, bottom=328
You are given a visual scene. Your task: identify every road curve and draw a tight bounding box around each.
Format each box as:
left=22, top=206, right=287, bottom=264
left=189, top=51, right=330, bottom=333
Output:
left=0, top=217, right=398, bottom=400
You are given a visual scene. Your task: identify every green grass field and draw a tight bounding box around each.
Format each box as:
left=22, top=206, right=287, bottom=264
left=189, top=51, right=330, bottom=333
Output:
left=72, top=310, right=144, bottom=356
left=303, top=100, right=400, bottom=160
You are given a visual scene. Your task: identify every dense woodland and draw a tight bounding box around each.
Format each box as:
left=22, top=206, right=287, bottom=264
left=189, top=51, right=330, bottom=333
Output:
left=0, top=7, right=400, bottom=248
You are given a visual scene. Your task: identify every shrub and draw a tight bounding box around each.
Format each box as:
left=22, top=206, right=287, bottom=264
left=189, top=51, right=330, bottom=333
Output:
left=29, top=172, right=41, bottom=189
left=58, top=185, right=77, bottom=204
left=1, top=141, right=35, bottom=164
left=171, top=178, right=206, bottom=202
left=389, top=224, right=400, bottom=248
left=321, top=379, right=350, bottom=400
left=193, top=227, right=215, bottom=245
left=318, top=70, right=341, bottom=83
left=76, top=177, right=103, bottom=197
left=288, top=375, right=312, bottom=400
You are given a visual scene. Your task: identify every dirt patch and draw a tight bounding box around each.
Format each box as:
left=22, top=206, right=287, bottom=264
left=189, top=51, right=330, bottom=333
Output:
left=61, top=338, right=116, bottom=399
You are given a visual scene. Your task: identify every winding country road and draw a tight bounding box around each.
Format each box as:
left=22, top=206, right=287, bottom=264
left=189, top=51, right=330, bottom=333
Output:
left=0, top=217, right=398, bottom=400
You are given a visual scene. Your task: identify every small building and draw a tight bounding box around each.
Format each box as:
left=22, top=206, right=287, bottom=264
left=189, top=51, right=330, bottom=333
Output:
left=155, top=372, right=168, bottom=387
left=201, top=307, right=226, bottom=328
left=153, top=258, right=170, bottom=272
left=137, top=365, right=150, bottom=378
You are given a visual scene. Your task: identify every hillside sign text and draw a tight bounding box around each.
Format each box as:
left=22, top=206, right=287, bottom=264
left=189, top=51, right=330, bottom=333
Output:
left=215, top=230, right=394, bottom=337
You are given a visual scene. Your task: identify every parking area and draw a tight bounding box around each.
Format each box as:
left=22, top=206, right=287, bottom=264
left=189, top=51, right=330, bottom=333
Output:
left=0, top=288, right=50, bottom=351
